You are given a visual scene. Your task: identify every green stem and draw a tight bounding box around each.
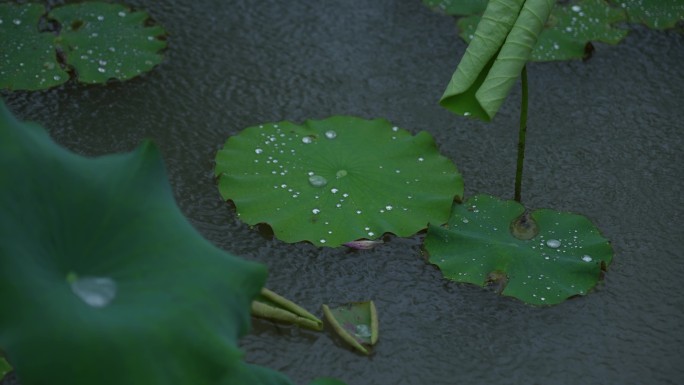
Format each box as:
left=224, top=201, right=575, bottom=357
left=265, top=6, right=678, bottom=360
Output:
left=514, top=65, right=528, bottom=203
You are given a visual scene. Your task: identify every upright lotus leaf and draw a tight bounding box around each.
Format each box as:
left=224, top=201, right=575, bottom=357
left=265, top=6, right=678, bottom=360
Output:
left=215, top=116, right=463, bottom=247
left=0, top=3, right=69, bottom=90
left=50, top=2, right=167, bottom=84
left=322, top=301, right=378, bottom=355
left=422, top=0, right=488, bottom=16
left=440, top=0, right=555, bottom=121
left=458, top=0, right=628, bottom=61
left=252, top=288, right=324, bottom=331
left=424, top=195, right=613, bottom=305
left=0, top=102, right=294, bottom=385
left=620, top=0, right=684, bottom=29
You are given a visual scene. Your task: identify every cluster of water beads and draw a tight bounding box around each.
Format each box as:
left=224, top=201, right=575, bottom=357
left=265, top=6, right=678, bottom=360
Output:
left=227, top=120, right=455, bottom=246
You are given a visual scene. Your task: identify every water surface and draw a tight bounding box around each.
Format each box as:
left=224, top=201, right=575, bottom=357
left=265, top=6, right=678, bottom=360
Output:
left=3, top=1, right=683, bottom=384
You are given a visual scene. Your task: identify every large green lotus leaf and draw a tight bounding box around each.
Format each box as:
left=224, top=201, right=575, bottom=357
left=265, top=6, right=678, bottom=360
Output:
left=457, top=0, right=628, bottom=61
left=440, top=0, right=555, bottom=121
left=50, top=2, right=167, bottom=84
left=215, top=116, right=463, bottom=247
left=0, top=102, right=295, bottom=385
left=424, top=194, right=613, bottom=305
left=620, top=0, right=684, bottom=29
left=422, top=0, right=488, bottom=16
left=0, top=3, right=69, bottom=91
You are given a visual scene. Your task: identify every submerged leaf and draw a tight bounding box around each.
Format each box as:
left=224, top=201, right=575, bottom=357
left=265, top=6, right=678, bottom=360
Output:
left=0, top=3, right=69, bottom=90
left=424, top=195, right=613, bottom=305
left=215, top=116, right=463, bottom=247
left=441, top=0, right=555, bottom=120
left=0, top=102, right=293, bottom=384
left=322, top=301, right=378, bottom=355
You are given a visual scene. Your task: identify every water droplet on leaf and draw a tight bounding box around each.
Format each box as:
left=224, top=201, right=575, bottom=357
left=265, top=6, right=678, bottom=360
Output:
left=308, top=175, right=328, bottom=187
left=325, top=130, right=337, bottom=139
left=70, top=275, right=117, bottom=308
left=546, top=239, right=561, bottom=249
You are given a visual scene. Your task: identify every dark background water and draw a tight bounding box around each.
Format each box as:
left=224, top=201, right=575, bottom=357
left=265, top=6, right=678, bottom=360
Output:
left=3, top=1, right=683, bottom=384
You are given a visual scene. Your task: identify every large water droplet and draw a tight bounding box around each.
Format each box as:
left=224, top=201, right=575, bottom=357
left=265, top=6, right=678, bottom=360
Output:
left=546, top=239, right=561, bottom=249
left=582, top=255, right=593, bottom=262
left=336, top=170, right=347, bottom=178
left=302, top=136, right=313, bottom=144
left=308, top=175, right=328, bottom=187
left=325, top=130, right=337, bottom=139
left=355, top=324, right=372, bottom=338
left=70, top=276, right=117, bottom=308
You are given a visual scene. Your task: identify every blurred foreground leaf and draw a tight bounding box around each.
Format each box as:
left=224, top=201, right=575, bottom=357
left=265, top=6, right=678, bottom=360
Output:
left=0, top=101, right=321, bottom=385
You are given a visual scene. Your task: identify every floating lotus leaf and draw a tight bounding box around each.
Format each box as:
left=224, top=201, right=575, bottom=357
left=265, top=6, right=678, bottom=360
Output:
left=457, top=0, right=628, bottom=62
left=620, top=0, right=684, bottom=29
left=50, top=2, right=167, bottom=84
left=422, top=0, right=487, bottom=16
left=0, top=3, right=69, bottom=90
left=322, top=301, right=378, bottom=355
left=0, top=102, right=298, bottom=385
left=215, top=116, right=463, bottom=247
left=0, top=2, right=166, bottom=91
left=424, top=194, right=613, bottom=305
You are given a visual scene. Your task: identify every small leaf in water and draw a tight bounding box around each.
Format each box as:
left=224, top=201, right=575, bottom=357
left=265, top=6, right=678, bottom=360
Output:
left=322, top=300, right=378, bottom=355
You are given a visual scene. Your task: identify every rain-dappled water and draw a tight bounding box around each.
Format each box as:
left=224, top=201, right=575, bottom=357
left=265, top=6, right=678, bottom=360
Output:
left=3, top=1, right=683, bottom=384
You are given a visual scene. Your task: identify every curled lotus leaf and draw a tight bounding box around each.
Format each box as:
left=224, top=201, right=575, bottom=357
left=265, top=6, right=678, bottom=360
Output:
left=215, top=116, right=463, bottom=247
left=456, top=0, right=628, bottom=63
left=424, top=194, right=613, bottom=306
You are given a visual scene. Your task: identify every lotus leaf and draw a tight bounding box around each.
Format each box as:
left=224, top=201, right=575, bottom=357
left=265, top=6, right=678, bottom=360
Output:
left=0, top=102, right=297, bottom=384
left=422, top=0, right=488, bottom=16
left=424, top=195, right=613, bottom=305
left=457, top=0, right=628, bottom=61
left=215, top=116, right=463, bottom=247
left=620, top=0, right=684, bottom=29
left=0, top=2, right=166, bottom=91
left=0, top=3, right=69, bottom=90
left=50, top=2, right=167, bottom=84
left=440, top=0, right=555, bottom=120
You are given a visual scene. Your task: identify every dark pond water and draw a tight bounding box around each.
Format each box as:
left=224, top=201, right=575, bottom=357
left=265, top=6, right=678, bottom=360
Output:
left=3, top=1, right=683, bottom=384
